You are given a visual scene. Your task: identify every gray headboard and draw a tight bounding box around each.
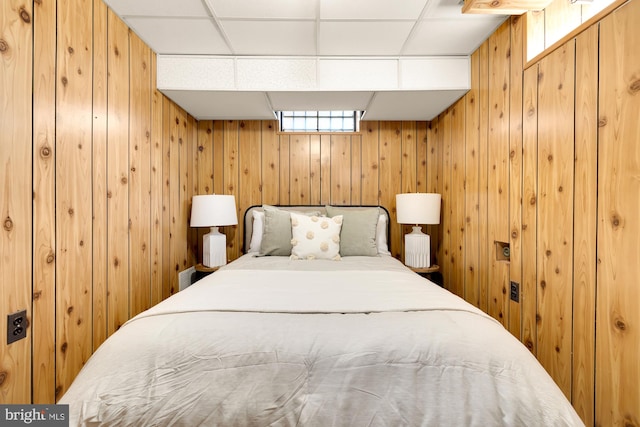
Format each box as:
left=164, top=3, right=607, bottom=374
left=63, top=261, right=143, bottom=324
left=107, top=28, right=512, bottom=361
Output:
left=243, top=205, right=390, bottom=254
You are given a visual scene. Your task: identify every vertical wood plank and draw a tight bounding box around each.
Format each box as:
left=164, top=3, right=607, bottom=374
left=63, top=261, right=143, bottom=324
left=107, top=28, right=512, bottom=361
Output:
left=330, top=135, right=351, bottom=205
left=572, top=24, right=598, bottom=427
left=260, top=121, right=279, bottom=205
left=91, top=0, right=108, bottom=352
left=167, top=103, right=180, bottom=295
left=522, top=65, right=539, bottom=357
left=289, top=134, right=311, bottom=205
left=426, top=122, right=441, bottom=266
left=150, top=53, right=164, bottom=307
left=401, top=121, right=417, bottom=194
left=223, top=121, right=240, bottom=260
left=477, top=40, right=490, bottom=313
left=106, top=10, right=130, bottom=335
left=537, top=41, right=575, bottom=399
left=32, top=0, right=56, bottom=404
left=350, top=134, right=362, bottom=205
left=320, top=135, right=331, bottom=205
left=487, top=22, right=511, bottom=326
left=128, top=32, right=152, bottom=317
left=525, top=10, right=546, bottom=61
left=508, top=15, right=525, bottom=340
left=361, top=122, right=380, bottom=205
left=544, top=0, right=582, bottom=48
left=161, top=97, right=172, bottom=300
left=239, top=120, right=262, bottom=251
left=279, top=134, right=290, bottom=205
left=1, top=0, right=33, bottom=404
left=309, top=135, right=321, bottom=205
left=464, top=49, right=481, bottom=307
left=188, top=115, right=198, bottom=265
left=416, top=122, right=428, bottom=194
left=440, top=110, right=452, bottom=288
left=56, top=0, right=94, bottom=399
left=449, top=102, right=466, bottom=298
left=379, top=122, right=403, bottom=258
left=596, top=2, right=640, bottom=424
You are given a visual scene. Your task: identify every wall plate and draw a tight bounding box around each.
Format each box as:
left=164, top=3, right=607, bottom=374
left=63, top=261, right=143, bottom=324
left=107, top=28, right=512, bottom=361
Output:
left=7, top=309, right=27, bottom=345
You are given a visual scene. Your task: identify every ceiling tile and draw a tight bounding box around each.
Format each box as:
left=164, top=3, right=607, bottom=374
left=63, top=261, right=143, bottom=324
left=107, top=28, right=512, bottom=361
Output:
left=268, top=91, right=374, bottom=111
left=320, top=0, right=428, bottom=20
left=163, top=90, right=276, bottom=120
left=105, top=0, right=210, bottom=17
left=403, top=18, right=504, bottom=55
left=124, top=17, right=231, bottom=55
left=364, top=90, right=467, bottom=120
left=221, top=21, right=316, bottom=55
left=206, top=0, right=317, bottom=19
left=319, top=21, right=414, bottom=55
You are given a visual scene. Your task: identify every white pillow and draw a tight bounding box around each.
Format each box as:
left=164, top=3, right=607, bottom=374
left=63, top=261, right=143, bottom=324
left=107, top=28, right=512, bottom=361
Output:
left=248, top=210, right=264, bottom=253
left=290, top=212, right=343, bottom=260
left=376, top=214, right=391, bottom=255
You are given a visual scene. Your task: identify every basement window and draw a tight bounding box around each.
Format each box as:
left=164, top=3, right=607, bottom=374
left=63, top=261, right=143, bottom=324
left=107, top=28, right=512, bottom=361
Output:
left=277, top=111, right=362, bottom=132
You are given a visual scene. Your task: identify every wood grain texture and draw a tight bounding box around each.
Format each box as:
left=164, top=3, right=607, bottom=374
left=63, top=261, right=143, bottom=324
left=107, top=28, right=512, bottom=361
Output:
left=487, top=21, right=511, bottom=326
left=536, top=41, right=575, bottom=399
left=290, top=134, right=311, bottom=205
left=260, top=121, right=279, bottom=205
left=150, top=53, right=164, bottom=307
left=449, top=101, right=465, bottom=299
left=521, top=64, right=539, bottom=357
left=55, top=0, right=94, bottom=400
left=464, top=49, right=481, bottom=307
left=309, top=135, right=321, bottom=205
left=32, top=0, right=56, bottom=404
left=91, top=0, right=108, bottom=353
left=129, top=32, right=152, bottom=318
left=439, top=110, right=452, bottom=289
left=596, top=1, right=640, bottom=424
left=379, top=122, right=403, bottom=258
left=477, top=40, right=490, bottom=313
left=106, top=9, right=130, bottom=336
left=330, top=135, right=351, bottom=205
left=319, top=135, right=331, bottom=205
left=1, top=0, right=33, bottom=404
left=279, top=134, right=290, bottom=205
left=571, top=24, right=597, bottom=426
left=525, top=10, right=545, bottom=61
left=360, top=122, right=380, bottom=205
left=350, top=134, right=362, bottom=205
left=508, top=15, right=524, bottom=340
left=238, top=121, right=262, bottom=249
left=543, top=0, right=582, bottom=48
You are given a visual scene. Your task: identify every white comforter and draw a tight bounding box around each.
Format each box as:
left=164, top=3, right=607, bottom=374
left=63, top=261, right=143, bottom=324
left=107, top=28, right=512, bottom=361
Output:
left=60, top=255, right=584, bottom=426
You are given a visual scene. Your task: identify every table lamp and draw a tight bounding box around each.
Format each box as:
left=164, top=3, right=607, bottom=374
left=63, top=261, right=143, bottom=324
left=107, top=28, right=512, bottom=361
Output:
left=395, top=193, right=441, bottom=268
left=190, top=194, right=238, bottom=267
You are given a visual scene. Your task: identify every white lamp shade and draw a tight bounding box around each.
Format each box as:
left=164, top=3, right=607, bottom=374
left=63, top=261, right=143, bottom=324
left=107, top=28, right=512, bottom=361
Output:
left=396, top=193, right=441, bottom=225
left=190, top=194, right=238, bottom=227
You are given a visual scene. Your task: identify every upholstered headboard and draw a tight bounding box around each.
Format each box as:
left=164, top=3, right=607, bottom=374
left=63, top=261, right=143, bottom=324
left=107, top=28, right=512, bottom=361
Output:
left=243, top=205, right=390, bottom=254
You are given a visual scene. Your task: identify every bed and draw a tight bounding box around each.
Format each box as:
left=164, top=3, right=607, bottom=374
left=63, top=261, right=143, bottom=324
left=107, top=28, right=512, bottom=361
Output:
left=59, top=205, right=584, bottom=426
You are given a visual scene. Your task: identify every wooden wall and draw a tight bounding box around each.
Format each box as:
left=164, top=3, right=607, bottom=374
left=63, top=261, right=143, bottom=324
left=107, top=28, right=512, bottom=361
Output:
left=194, top=122, right=432, bottom=263
left=431, top=5, right=640, bottom=425
left=0, top=0, right=196, bottom=403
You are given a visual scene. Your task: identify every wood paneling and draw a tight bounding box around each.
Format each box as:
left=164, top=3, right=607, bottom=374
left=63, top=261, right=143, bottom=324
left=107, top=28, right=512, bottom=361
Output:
left=55, top=0, right=94, bottom=399
left=572, top=24, right=598, bottom=426
left=597, top=1, right=640, bottom=424
left=536, top=41, right=575, bottom=399
left=1, top=0, right=32, bottom=405
left=449, top=101, right=465, bottom=298
left=32, top=0, right=56, bottom=404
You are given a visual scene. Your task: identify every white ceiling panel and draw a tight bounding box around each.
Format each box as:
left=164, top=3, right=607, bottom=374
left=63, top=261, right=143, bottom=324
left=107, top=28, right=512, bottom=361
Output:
left=319, top=21, right=414, bottom=56
left=124, top=17, right=231, bottom=55
left=403, top=18, right=504, bottom=55
left=106, top=0, right=511, bottom=120
left=163, top=90, right=276, bottom=120
left=207, top=0, right=317, bottom=19
left=104, top=0, right=210, bottom=17
left=364, top=90, right=467, bottom=120
left=221, top=21, right=316, bottom=55
left=268, top=91, right=374, bottom=111
left=321, top=0, right=427, bottom=20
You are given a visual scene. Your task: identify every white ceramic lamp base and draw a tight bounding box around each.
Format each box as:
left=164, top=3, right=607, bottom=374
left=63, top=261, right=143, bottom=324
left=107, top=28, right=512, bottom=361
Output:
left=404, top=226, right=431, bottom=268
left=202, top=226, right=227, bottom=268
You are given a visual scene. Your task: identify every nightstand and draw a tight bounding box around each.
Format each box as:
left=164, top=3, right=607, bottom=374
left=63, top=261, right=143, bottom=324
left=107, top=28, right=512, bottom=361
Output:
left=408, top=265, right=443, bottom=287
left=191, top=263, right=220, bottom=284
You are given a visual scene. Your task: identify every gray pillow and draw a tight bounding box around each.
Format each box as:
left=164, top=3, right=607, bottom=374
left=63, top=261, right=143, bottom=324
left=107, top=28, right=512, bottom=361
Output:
left=325, top=206, right=379, bottom=256
left=259, top=205, right=320, bottom=256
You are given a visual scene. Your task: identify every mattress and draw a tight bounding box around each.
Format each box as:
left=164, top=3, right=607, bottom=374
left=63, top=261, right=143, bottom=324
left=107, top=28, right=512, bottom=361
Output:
left=59, top=254, right=584, bottom=426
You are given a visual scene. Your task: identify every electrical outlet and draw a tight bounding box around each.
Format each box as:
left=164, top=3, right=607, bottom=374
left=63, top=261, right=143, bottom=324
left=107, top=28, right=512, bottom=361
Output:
left=510, top=282, right=520, bottom=303
left=7, top=310, right=27, bottom=345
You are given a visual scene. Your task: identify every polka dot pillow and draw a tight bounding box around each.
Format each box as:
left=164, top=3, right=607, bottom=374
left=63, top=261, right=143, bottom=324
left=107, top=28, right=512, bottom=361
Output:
left=290, top=212, right=343, bottom=260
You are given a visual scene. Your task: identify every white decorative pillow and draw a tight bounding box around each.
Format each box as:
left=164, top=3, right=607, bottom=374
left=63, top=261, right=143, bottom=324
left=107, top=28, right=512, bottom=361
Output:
left=376, top=214, right=391, bottom=255
left=290, top=212, right=343, bottom=261
left=248, top=210, right=264, bottom=253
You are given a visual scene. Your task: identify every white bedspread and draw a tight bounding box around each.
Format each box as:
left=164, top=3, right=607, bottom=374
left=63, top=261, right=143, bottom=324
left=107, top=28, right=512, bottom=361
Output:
left=60, top=255, right=584, bottom=426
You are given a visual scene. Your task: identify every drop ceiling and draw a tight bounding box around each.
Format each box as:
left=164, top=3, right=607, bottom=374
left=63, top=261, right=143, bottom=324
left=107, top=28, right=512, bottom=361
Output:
left=104, top=0, right=508, bottom=121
